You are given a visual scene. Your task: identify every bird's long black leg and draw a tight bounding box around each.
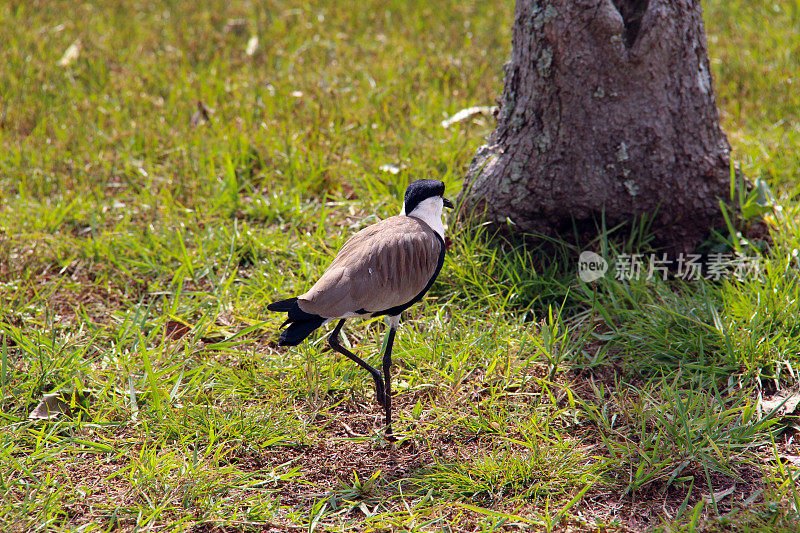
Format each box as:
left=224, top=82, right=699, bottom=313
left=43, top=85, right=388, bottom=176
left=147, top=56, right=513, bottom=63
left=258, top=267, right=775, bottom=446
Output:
left=382, top=324, right=397, bottom=441
left=328, top=319, right=385, bottom=407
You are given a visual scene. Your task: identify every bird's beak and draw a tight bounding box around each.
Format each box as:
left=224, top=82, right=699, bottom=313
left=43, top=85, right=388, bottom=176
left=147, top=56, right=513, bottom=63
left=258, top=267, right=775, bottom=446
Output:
left=442, top=197, right=454, bottom=209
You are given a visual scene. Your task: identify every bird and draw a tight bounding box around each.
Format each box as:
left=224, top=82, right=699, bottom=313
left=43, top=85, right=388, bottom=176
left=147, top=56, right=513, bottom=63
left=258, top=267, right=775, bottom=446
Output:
left=267, top=179, right=453, bottom=440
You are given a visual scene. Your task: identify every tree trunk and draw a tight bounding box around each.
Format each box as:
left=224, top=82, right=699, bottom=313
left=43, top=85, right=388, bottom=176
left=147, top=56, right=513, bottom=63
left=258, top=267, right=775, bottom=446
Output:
left=460, top=0, right=732, bottom=254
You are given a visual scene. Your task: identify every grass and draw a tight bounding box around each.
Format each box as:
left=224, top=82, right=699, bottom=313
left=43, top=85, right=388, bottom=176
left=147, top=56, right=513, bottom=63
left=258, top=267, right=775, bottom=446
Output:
left=1, top=0, right=800, bottom=531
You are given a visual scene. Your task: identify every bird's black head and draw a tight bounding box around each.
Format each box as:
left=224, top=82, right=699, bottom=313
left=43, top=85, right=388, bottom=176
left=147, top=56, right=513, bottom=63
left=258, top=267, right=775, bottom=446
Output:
left=403, top=179, right=453, bottom=215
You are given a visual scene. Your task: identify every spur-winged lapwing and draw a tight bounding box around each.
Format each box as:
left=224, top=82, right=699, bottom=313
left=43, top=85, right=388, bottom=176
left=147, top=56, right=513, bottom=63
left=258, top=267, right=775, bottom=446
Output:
left=267, top=179, right=453, bottom=439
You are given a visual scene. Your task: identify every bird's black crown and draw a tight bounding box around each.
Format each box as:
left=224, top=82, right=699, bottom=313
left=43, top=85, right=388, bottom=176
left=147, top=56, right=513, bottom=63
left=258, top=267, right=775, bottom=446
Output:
left=404, top=179, right=446, bottom=215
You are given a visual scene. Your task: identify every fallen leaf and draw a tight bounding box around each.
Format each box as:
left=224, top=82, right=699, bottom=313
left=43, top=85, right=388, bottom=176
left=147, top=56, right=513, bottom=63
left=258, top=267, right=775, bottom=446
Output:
left=759, top=388, right=800, bottom=417
left=29, top=394, right=70, bottom=420
left=216, top=313, right=235, bottom=327
left=702, top=484, right=736, bottom=504
left=165, top=320, right=191, bottom=340
left=741, top=488, right=763, bottom=508
left=29, top=390, right=93, bottom=420
left=440, top=105, right=497, bottom=128
left=190, top=100, right=213, bottom=127
left=57, top=39, right=81, bottom=67
left=777, top=454, right=800, bottom=467
left=246, top=35, right=259, bottom=56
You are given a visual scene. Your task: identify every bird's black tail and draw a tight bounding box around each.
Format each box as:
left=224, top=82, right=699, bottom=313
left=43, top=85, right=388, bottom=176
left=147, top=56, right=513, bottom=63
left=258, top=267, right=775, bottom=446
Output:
left=267, top=297, right=326, bottom=346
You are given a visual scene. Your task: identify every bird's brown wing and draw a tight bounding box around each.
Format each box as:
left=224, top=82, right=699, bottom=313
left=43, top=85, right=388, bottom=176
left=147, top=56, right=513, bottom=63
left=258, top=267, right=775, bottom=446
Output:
left=297, top=216, right=442, bottom=318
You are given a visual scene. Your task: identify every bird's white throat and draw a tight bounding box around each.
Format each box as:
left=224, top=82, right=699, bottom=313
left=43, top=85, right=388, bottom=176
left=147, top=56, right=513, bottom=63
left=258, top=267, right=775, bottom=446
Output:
left=400, top=196, right=445, bottom=239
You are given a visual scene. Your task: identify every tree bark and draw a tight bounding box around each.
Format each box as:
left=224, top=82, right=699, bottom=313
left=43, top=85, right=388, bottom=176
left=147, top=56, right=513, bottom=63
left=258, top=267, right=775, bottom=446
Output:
left=460, top=0, right=732, bottom=254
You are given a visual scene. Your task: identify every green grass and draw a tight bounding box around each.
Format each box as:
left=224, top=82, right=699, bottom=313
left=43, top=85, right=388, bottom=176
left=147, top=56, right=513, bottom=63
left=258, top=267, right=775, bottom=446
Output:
left=2, top=0, right=800, bottom=531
